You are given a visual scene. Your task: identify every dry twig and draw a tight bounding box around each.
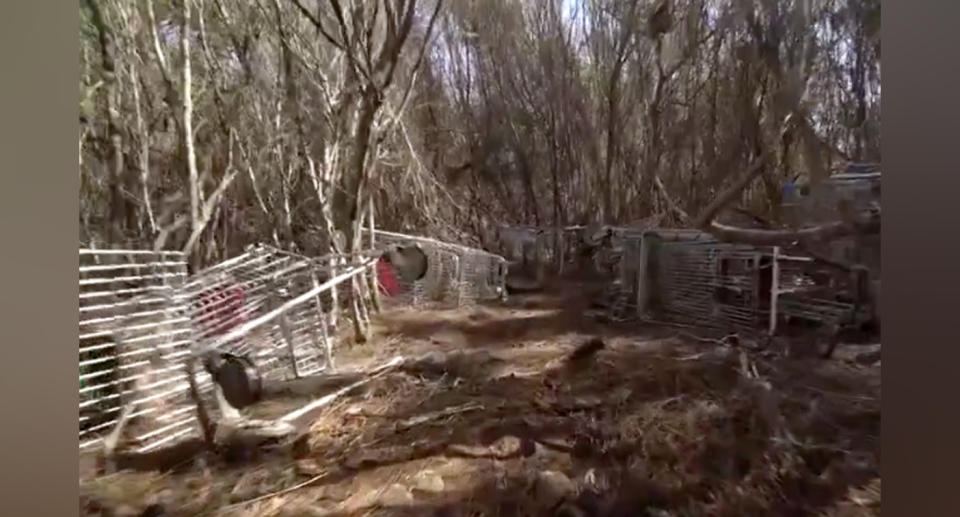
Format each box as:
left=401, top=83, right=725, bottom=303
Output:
left=395, top=402, right=484, bottom=431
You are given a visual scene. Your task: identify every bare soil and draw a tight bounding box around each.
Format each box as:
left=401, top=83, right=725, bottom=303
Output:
left=80, top=280, right=880, bottom=517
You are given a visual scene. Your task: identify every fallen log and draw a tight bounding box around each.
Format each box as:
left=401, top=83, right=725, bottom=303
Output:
left=260, top=372, right=371, bottom=399
left=705, top=210, right=880, bottom=246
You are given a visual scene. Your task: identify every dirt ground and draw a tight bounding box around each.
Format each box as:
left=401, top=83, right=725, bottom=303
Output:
left=80, top=280, right=880, bottom=517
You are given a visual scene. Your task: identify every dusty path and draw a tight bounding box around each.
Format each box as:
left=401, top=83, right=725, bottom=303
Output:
left=80, top=281, right=880, bottom=517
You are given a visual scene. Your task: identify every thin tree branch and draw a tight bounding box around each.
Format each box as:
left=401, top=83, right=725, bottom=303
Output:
left=287, top=0, right=345, bottom=50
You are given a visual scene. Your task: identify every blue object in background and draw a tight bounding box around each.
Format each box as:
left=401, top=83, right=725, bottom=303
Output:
left=782, top=180, right=798, bottom=202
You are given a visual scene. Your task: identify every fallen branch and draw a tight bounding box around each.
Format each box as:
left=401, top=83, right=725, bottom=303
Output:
left=706, top=209, right=880, bottom=246
left=677, top=348, right=735, bottom=362
left=395, top=402, right=484, bottom=432
left=279, top=356, right=405, bottom=425
left=153, top=214, right=188, bottom=251
left=446, top=441, right=524, bottom=460
left=213, top=417, right=296, bottom=454
left=678, top=331, right=739, bottom=347
left=653, top=175, right=690, bottom=223
left=98, top=403, right=136, bottom=474
left=260, top=372, right=370, bottom=398
left=694, top=158, right=767, bottom=229
left=691, top=145, right=881, bottom=246
left=710, top=209, right=876, bottom=269
left=736, top=350, right=797, bottom=444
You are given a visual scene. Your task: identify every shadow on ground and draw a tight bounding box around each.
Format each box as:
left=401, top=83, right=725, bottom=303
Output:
left=279, top=341, right=879, bottom=517
left=79, top=285, right=881, bottom=517
left=371, top=279, right=680, bottom=353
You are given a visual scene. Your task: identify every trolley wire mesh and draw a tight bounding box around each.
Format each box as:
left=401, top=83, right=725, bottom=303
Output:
left=78, top=244, right=377, bottom=453
left=363, top=228, right=507, bottom=308
left=651, top=241, right=768, bottom=332
left=182, top=245, right=371, bottom=382
left=79, top=248, right=209, bottom=453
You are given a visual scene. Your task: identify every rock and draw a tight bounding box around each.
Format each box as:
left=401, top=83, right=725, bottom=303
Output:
left=834, top=343, right=881, bottom=363
left=526, top=440, right=575, bottom=471
left=318, top=483, right=352, bottom=502
left=146, top=489, right=175, bottom=508
left=114, top=505, right=141, bottom=517
left=567, top=338, right=605, bottom=363
left=410, top=351, right=448, bottom=375
left=531, top=470, right=575, bottom=507
left=448, top=435, right=527, bottom=459
left=380, top=484, right=414, bottom=506
left=490, top=435, right=522, bottom=457
left=412, top=470, right=446, bottom=493
left=581, top=468, right=609, bottom=492
left=295, top=459, right=323, bottom=476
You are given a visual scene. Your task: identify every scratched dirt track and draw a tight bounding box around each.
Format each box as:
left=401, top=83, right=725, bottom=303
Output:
left=79, top=280, right=880, bottom=517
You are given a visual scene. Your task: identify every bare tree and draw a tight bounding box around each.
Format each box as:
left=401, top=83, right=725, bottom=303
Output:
left=78, top=0, right=879, bottom=265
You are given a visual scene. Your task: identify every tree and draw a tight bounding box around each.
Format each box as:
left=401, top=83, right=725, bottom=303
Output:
left=78, top=0, right=880, bottom=261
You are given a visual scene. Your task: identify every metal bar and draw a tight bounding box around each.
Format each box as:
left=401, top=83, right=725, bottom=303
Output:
left=78, top=317, right=191, bottom=340
left=80, top=307, right=183, bottom=328
left=79, top=345, right=191, bottom=368
left=135, top=426, right=196, bottom=453
left=79, top=404, right=195, bottom=437
left=80, top=249, right=184, bottom=256
left=79, top=285, right=176, bottom=300
left=79, top=361, right=185, bottom=383
left=776, top=254, right=814, bottom=263
left=79, top=296, right=170, bottom=314
left=78, top=378, right=192, bottom=410
left=79, top=272, right=185, bottom=286
left=201, top=258, right=376, bottom=354
left=769, top=246, right=780, bottom=335
left=133, top=416, right=196, bottom=443
left=79, top=337, right=191, bottom=356
left=363, top=228, right=502, bottom=260
left=79, top=261, right=187, bottom=273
